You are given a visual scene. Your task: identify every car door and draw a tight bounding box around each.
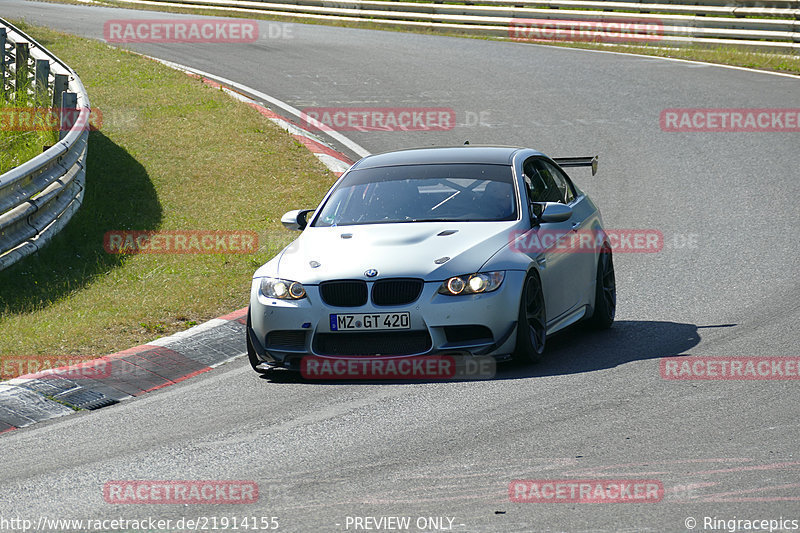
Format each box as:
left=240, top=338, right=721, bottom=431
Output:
left=519, top=157, right=588, bottom=322
left=537, top=159, right=598, bottom=312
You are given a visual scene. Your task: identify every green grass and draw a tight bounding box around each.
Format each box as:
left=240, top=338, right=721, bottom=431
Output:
left=0, top=84, right=60, bottom=174
left=31, top=0, right=800, bottom=75
left=0, top=21, right=336, bottom=371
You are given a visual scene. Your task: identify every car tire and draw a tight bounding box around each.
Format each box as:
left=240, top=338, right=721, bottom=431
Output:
left=588, top=245, right=616, bottom=329
left=247, top=309, right=270, bottom=374
left=514, top=271, right=547, bottom=364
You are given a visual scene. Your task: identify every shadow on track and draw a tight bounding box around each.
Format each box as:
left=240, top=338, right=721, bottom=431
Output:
left=258, top=319, right=704, bottom=385
left=498, top=319, right=701, bottom=379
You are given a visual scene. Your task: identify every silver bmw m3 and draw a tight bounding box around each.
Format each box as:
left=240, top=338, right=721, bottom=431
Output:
left=247, top=146, right=616, bottom=373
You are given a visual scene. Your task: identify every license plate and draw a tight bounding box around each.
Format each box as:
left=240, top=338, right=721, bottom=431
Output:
left=330, top=312, right=410, bottom=331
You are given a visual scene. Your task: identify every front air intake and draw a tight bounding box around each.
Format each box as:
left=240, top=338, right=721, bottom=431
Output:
left=319, top=280, right=368, bottom=307
left=371, top=278, right=424, bottom=306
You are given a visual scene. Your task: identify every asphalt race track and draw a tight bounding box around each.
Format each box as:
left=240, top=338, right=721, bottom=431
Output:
left=2, top=1, right=799, bottom=531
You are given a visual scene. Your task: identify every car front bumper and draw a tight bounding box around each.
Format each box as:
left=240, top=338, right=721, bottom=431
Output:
left=248, top=271, right=526, bottom=369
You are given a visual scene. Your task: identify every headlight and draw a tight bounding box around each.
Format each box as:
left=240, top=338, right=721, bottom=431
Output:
left=438, top=271, right=504, bottom=296
left=260, top=277, right=306, bottom=300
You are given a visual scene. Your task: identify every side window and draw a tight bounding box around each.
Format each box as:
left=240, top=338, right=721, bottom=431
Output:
left=523, top=158, right=562, bottom=204
left=538, top=160, right=575, bottom=204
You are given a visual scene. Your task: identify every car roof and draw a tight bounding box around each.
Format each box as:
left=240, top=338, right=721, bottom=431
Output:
left=351, top=146, right=544, bottom=169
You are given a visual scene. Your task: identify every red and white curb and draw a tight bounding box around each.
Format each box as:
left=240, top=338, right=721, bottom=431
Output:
left=0, top=308, right=250, bottom=433
left=189, top=73, right=353, bottom=175
left=151, top=56, right=369, bottom=175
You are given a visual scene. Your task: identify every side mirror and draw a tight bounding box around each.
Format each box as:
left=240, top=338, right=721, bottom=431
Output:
left=281, top=209, right=314, bottom=231
left=532, top=202, right=573, bottom=223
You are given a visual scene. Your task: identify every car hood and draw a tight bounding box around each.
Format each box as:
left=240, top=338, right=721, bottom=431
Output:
left=254, top=221, right=519, bottom=284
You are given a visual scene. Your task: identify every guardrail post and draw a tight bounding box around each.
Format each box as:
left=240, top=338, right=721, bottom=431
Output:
left=59, top=91, right=77, bottom=141
left=15, top=41, right=30, bottom=100
left=35, top=58, right=50, bottom=104
left=0, top=28, right=6, bottom=97
left=52, top=73, right=67, bottom=111
left=0, top=19, right=92, bottom=273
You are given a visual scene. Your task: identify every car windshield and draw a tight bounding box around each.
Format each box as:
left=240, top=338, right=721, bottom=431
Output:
left=312, top=163, right=517, bottom=227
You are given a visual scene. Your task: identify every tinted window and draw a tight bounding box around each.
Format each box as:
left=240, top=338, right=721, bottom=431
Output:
left=313, top=164, right=517, bottom=226
left=523, top=159, right=574, bottom=204
left=539, top=160, right=575, bottom=204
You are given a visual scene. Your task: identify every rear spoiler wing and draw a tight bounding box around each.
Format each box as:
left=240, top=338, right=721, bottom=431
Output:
left=553, top=156, right=598, bottom=176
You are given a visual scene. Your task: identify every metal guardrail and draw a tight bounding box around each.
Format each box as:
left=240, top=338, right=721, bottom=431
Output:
left=121, top=0, right=800, bottom=51
left=0, top=19, right=91, bottom=272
